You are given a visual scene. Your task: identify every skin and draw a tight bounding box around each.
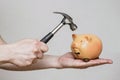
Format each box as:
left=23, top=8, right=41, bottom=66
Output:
left=0, top=35, right=6, bottom=44
left=0, top=35, right=113, bottom=71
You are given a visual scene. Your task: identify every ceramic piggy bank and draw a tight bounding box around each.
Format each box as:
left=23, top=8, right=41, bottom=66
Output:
left=71, top=34, right=102, bottom=62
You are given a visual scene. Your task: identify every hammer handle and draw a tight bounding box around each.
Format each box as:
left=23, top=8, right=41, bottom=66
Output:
left=40, top=32, right=54, bottom=43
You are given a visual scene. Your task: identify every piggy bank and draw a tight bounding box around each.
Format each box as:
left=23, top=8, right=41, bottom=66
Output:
left=71, top=34, right=102, bottom=62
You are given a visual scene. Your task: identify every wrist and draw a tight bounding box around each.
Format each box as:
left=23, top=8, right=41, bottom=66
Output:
left=33, top=55, right=62, bottom=69
left=44, top=55, right=62, bottom=69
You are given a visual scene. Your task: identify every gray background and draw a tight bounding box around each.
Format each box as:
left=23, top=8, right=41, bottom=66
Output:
left=0, top=0, right=120, bottom=80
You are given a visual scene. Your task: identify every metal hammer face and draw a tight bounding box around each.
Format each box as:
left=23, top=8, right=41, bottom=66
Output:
left=54, top=12, right=78, bottom=31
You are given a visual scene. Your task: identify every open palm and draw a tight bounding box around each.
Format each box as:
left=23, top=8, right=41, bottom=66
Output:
left=58, top=52, right=113, bottom=69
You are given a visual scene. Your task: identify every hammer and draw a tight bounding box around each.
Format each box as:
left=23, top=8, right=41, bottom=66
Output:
left=40, top=12, right=78, bottom=43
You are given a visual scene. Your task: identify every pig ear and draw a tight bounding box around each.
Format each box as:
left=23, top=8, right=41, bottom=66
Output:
left=72, top=34, right=77, bottom=40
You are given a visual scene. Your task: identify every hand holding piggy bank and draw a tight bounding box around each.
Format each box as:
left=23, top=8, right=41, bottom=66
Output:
left=71, top=34, right=102, bottom=62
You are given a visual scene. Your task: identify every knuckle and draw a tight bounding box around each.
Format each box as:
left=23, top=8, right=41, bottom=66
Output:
left=38, top=53, right=43, bottom=59
left=33, top=39, right=40, bottom=45
left=40, top=44, right=49, bottom=53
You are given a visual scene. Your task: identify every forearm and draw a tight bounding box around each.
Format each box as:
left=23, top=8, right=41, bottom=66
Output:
left=0, top=55, right=61, bottom=71
left=0, top=36, right=57, bottom=71
left=0, top=36, right=62, bottom=71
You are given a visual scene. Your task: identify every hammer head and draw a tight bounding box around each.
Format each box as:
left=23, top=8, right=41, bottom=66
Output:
left=54, top=12, right=78, bottom=31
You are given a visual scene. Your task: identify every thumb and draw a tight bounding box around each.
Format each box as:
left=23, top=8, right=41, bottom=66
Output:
left=39, top=42, right=49, bottom=53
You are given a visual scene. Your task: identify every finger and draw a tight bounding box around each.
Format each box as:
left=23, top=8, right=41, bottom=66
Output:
left=39, top=42, right=48, bottom=53
left=33, top=40, right=48, bottom=53
left=81, top=59, right=113, bottom=67
left=71, top=58, right=113, bottom=68
left=98, top=58, right=113, bottom=64
left=89, top=58, right=113, bottom=65
left=36, top=51, right=43, bottom=59
left=33, top=41, right=47, bottom=58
